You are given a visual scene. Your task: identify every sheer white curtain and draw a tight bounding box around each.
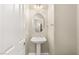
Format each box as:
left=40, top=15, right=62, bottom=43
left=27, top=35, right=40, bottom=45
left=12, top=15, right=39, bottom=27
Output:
left=0, top=4, right=25, bottom=55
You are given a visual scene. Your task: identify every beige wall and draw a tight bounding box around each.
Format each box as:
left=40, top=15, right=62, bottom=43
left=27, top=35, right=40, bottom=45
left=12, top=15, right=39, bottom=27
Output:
left=55, top=5, right=77, bottom=55
left=77, top=5, right=79, bottom=54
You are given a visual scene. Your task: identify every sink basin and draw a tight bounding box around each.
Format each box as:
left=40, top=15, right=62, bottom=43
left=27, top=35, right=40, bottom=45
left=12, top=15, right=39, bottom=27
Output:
left=31, top=37, right=47, bottom=44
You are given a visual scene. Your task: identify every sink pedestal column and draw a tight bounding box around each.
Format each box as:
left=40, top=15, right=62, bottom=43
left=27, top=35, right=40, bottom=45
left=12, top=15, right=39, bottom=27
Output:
left=36, top=44, right=41, bottom=55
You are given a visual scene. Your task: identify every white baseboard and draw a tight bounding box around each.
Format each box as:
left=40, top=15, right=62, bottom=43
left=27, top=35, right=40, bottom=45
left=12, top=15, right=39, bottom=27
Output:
left=28, top=53, right=49, bottom=55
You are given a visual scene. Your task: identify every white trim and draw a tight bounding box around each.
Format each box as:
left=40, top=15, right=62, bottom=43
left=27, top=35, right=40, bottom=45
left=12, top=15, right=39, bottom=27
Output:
left=48, top=4, right=55, bottom=55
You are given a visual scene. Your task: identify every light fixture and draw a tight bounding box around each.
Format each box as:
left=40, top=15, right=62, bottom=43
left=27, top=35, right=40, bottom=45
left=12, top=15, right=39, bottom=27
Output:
left=33, top=4, right=43, bottom=9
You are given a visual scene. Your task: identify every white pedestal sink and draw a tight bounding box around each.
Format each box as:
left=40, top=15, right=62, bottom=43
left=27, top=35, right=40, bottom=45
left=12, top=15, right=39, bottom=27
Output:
left=31, top=36, right=47, bottom=55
